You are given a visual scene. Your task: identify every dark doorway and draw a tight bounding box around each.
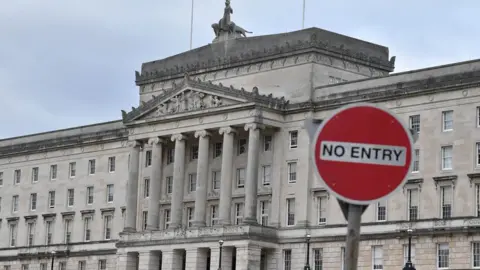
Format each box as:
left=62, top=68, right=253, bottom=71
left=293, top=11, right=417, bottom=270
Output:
left=181, top=250, right=186, bottom=270
left=206, top=249, right=211, bottom=270
left=260, top=249, right=267, bottom=270
left=231, top=247, right=237, bottom=270
left=158, top=252, right=162, bottom=270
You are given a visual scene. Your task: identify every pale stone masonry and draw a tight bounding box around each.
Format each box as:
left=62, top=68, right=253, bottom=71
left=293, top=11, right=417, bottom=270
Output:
left=2, top=4, right=480, bottom=269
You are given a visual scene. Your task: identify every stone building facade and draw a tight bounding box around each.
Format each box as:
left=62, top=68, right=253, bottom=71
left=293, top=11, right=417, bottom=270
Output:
left=2, top=5, right=480, bottom=270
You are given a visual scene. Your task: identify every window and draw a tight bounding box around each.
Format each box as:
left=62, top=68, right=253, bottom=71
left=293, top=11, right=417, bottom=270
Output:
left=235, top=203, right=244, bottom=225
left=167, top=148, right=174, bottom=164
left=21, top=265, right=28, bottom=270
left=286, top=198, right=295, bottom=226
left=166, top=177, right=173, bottom=194
left=107, top=156, right=116, bottom=172
left=9, top=223, right=17, bottom=246
left=45, top=220, right=53, bottom=245
left=104, top=215, right=112, bottom=239
left=264, top=135, right=272, bottom=151
left=0, top=171, right=3, bottom=186
left=69, top=162, right=76, bottom=178
left=341, top=247, right=346, bottom=270
left=237, top=139, right=247, bottom=155
left=191, top=145, right=199, bottom=160
left=78, top=261, right=86, bottom=270
left=259, top=201, right=269, bottom=226
left=236, top=168, right=245, bottom=188
left=98, top=260, right=107, bottom=270
left=26, top=222, right=35, bottom=246
left=407, top=188, right=419, bottom=221
left=376, top=200, right=387, bottom=221
left=372, top=246, right=383, bottom=269
left=14, top=169, right=21, bottom=184
left=473, top=242, right=480, bottom=268
left=477, top=107, right=480, bottom=127
left=106, top=184, right=114, bottom=203
left=4, top=266, right=10, bottom=270
left=59, top=262, right=66, bottom=270
left=86, top=186, right=94, bottom=205
left=440, top=186, right=453, bottom=219
left=50, top=165, right=57, bottom=180
left=67, top=189, right=75, bottom=207
left=403, top=244, right=416, bottom=264
left=442, top=110, right=453, bottom=131
left=283, top=250, right=292, bottom=270
left=31, top=167, right=39, bottom=182
left=0, top=197, right=2, bottom=212
left=441, top=146, right=453, bottom=170
left=214, top=142, right=222, bottom=158
left=64, top=219, right=72, bottom=243
left=144, top=178, right=150, bottom=198
left=212, top=171, right=221, bottom=190
left=40, top=264, right=47, bottom=270
left=30, top=193, right=37, bottom=211
left=84, top=217, right=91, bottom=241
left=437, top=243, right=449, bottom=269
left=313, top=249, right=323, bottom=270
left=262, top=165, right=271, bottom=186
left=189, top=174, right=197, bottom=192
left=210, top=205, right=219, bottom=226
left=12, top=195, right=18, bottom=212
left=477, top=143, right=480, bottom=167
left=187, top=207, right=194, bottom=228
left=164, top=209, right=171, bottom=229
left=88, top=159, right=96, bottom=174
left=287, top=162, right=297, bottom=183
left=477, top=184, right=480, bottom=217
left=141, top=211, right=148, bottom=231
left=145, top=150, right=152, bottom=167
left=409, top=115, right=420, bottom=133
left=317, top=196, right=327, bottom=224
left=412, top=149, right=420, bottom=172
left=289, top=131, right=298, bottom=148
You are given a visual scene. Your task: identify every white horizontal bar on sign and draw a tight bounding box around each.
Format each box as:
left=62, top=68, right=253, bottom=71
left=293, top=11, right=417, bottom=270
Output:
left=319, top=141, right=407, bottom=167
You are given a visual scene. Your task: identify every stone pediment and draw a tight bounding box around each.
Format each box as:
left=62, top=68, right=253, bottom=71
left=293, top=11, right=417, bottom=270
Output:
left=122, top=74, right=289, bottom=123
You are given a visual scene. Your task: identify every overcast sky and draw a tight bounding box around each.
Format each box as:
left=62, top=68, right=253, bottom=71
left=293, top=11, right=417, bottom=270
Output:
left=0, top=0, right=478, bottom=139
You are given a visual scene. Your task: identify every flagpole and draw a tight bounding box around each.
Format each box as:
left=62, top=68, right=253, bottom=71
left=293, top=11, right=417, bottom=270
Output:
left=302, top=0, right=306, bottom=29
left=189, top=0, right=194, bottom=50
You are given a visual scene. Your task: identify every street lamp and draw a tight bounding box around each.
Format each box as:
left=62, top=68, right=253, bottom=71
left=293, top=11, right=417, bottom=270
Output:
left=218, top=239, right=224, bottom=270
left=50, top=251, right=56, bottom=270
left=402, top=229, right=416, bottom=270
left=304, top=234, right=311, bottom=270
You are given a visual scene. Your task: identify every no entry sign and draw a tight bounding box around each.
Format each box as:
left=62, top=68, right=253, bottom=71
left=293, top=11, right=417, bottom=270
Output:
left=312, top=103, right=414, bottom=205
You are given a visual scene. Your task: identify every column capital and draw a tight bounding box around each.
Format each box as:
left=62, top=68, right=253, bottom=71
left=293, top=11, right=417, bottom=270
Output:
left=127, top=140, right=142, bottom=148
left=147, top=137, right=164, bottom=146
left=194, top=130, right=212, bottom=139
left=171, top=133, right=186, bottom=142
left=244, top=123, right=265, bottom=131
left=219, top=126, right=237, bottom=135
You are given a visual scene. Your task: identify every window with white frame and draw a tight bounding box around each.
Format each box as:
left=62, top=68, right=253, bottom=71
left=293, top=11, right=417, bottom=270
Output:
left=476, top=143, right=480, bottom=167
left=189, top=174, right=197, bottom=192
left=283, top=249, right=292, bottom=270
left=167, top=148, right=174, bottom=164
left=289, top=131, right=298, bottom=148
left=164, top=209, right=171, bottom=229
left=26, top=222, right=35, bottom=246
left=67, top=189, right=74, bottom=207
left=141, top=211, right=148, bottom=231
left=286, top=198, right=295, bottom=226
left=210, top=205, right=219, bottom=226
left=166, top=176, right=173, bottom=194
left=84, top=217, right=91, bottom=241
left=237, top=139, right=247, bottom=155
left=437, top=243, right=449, bottom=269
left=78, top=261, right=85, bottom=270
left=212, top=171, right=221, bottom=190
left=98, top=260, right=107, bottom=270
left=14, top=169, right=21, bottom=184
left=187, top=207, right=194, bottom=228
left=64, top=218, right=72, bottom=243
left=69, top=162, right=76, bottom=178
left=0, top=171, right=3, bottom=186
left=313, top=248, right=323, bottom=270
left=412, top=149, right=420, bottom=172
left=262, top=165, right=271, bottom=186
left=191, top=145, right=199, bottom=160
left=441, top=146, right=453, bottom=170
left=145, top=150, right=152, bottom=167
left=31, top=167, right=39, bottom=183
left=376, top=200, right=387, bottom=221
left=341, top=248, right=346, bottom=269
left=476, top=184, right=480, bottom=217
left=108, top=156, right=116, bottom=172
left=259, top=201, right=269, bottom=226
left=9, top=223, right=17, bottom=247
left=45, top=220, right=53, bottom=245
left=409, top=115, right=420, bottom=133
left=214, top=142, right=222, bottom=158
left=403, top=244, right=416, bottom=264
left=372, top=246, right=383, bottom=269
left=236, top=168, right=245, bottom=188
left=440, top=185, right=453, bottom=219
left=106, top=184, right=114, bottom=203
left=473, top=242, right=480, bottom=268
left=104, top=214, right=112, bottom=239
left=86, top=186, right=94, bottom=205
left=317, top=196, right=327, bottom=224
left=407, top=188, right=419, bottom=221
left=88, top=159, right=96, bottom=175
left=287, top=162, right=297, bottom=183
left=50, top=165, right=57, bottom=180
left=12, top=195, right=18, bottom=213
left=442, top=110, right=453, bottom=131
left=144, top=178, right=150, bottom=198
left=264, top=135, right=272, bottom=151
left=235, top=203, right=244, bottom=225
left=477, top=107, right=480, bottom=127
left=30, top=193, right=37, bottom=211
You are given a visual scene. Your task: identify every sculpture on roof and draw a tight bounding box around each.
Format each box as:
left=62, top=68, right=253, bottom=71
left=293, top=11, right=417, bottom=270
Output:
left=212, top=0, right=252, bottom=41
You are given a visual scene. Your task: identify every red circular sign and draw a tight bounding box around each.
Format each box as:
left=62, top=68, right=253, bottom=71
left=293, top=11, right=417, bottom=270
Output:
left=312, top=103, right=414, bottom=205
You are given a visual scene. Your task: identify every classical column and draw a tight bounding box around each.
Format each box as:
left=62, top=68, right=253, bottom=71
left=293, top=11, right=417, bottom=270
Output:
left=193, top=130, right=211, bottom=227
left=243, top=123, right=264, bottom=224
left=124, top=141, right=141, bottom=232
left=138, top=251, right=161, bottom=270
left=170, top=134, right=186, bottom=229
left=218, top=127, right=237, bottom=225
left=146, top=137, right=163, bottom=230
